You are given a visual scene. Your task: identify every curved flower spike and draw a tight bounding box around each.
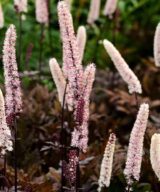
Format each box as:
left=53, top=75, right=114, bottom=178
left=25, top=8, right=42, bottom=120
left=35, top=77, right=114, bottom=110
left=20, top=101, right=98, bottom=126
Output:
left=154, top=23, right=160, bottom=67
left=150, top=133, right=160, bottom=180
left=0, top=89, right=13, bottom=155
left=0, top=3, right=4, bottom=28
left=103, top=39, right=142, bottom=94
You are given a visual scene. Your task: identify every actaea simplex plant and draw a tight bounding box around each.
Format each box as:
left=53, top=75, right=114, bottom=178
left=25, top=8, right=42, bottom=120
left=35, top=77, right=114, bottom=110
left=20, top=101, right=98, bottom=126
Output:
left=49, top=1, right=95, bottom=191
left=49, top=1, right=150, bottom=191
left=2, top=1, right=160, bottom=192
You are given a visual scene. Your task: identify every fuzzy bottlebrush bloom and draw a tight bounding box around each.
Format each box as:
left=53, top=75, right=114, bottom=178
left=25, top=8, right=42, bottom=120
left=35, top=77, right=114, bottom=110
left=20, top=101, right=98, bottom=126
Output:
left=150, top=133, right=160, bottom=180
left=71, top=64, right=96, bottom=152
left=87, top=0, right=101, bottom=24
left=35, top=0, right=48, bottom=24
left=124, top=103, right=149, bottom=185
left=14, top=0, right=28, bottom=13
left=98, top=133, right=116, bottom=192
left=3, top=24, right=22, bottom=126
left=154, top=23, right=160, bottom=67
left=77, top=26, right=87, bottom=63
left=58, top=1, right=83, bottom=109
left=0, top=89, right=13, bottom=155
left=0, top=3, right=4, bottom=29
left=103, top=39, right=142, bottom=94
left=103, top=0, right=118, bottom=18
left=49, top=58, right=66, bottom=106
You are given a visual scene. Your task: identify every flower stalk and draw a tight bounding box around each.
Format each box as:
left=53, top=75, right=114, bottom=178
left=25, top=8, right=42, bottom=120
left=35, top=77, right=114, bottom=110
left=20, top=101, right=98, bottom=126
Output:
left=14, top=119, right=18, bottom=192
left=35, top=0, right=48, bottom=74
left=14, top=0, right=28, bottom=67
left=18, top=12, right=22, bottom=67
left=39, top=23, right=44, bottom=74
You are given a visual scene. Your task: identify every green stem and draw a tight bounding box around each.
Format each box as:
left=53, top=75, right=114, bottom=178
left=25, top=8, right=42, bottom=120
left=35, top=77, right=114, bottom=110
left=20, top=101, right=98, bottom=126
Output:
left=39, top=24, right=44, bottom=75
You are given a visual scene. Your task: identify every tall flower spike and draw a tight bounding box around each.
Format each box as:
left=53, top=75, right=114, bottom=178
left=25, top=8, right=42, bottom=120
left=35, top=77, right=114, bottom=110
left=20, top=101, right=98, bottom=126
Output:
left=154, top=23, right=160, bottom=67
left=71, top=64, right=96, bottom=152
left=3, top=24, right=22, bottom=126
left=0, top=3, right=4, bottom=29
left=150, top=133, right=160, bottom=180
left=87, top=0, right=101, bottom=24
left=14, top=0, right=28, bottom=13
left=124, top=103, right=149, bottom=185
left=49, top=58, right=66, bottom=106
left=35, top=0, right=48, bottom=24
left=98, top=133, right=116, bottom=192
left=58, top=1, right=83, bottom=109
left=77, top=26, right=87, bottom=63
left=103, top=0, right=118, bottom=18
left=0, top=89, right=13, bottom=155
left=103, top=39, right=142, bottom=94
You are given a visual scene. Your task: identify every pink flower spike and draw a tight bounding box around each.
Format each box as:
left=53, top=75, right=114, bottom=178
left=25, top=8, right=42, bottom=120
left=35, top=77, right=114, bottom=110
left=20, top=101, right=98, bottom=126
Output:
left=57, top=1, right=83, bottom=109
left=77, top=26, right=87, bottom=63
left=124, top=103, right=149, bottom=185
left=49, top=58, right=66, bottom=106
left=35, top=0, right=48, bottom=24
left=87, top=0, right=101, bottom=24
left=71, top=64, right=96, bottom=152
left=0, top=89, right=13, bottom=155
left=154, top=23, right=160, bottom=67
left=98, top=133, right=116, bottom=191
left=103, top=39, right=142, bottom=94
left=0, top=3, right=4, bottom=29
left=150, top=133, right=160, bottom=180
left=3, top=24, right=22, bottom=126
